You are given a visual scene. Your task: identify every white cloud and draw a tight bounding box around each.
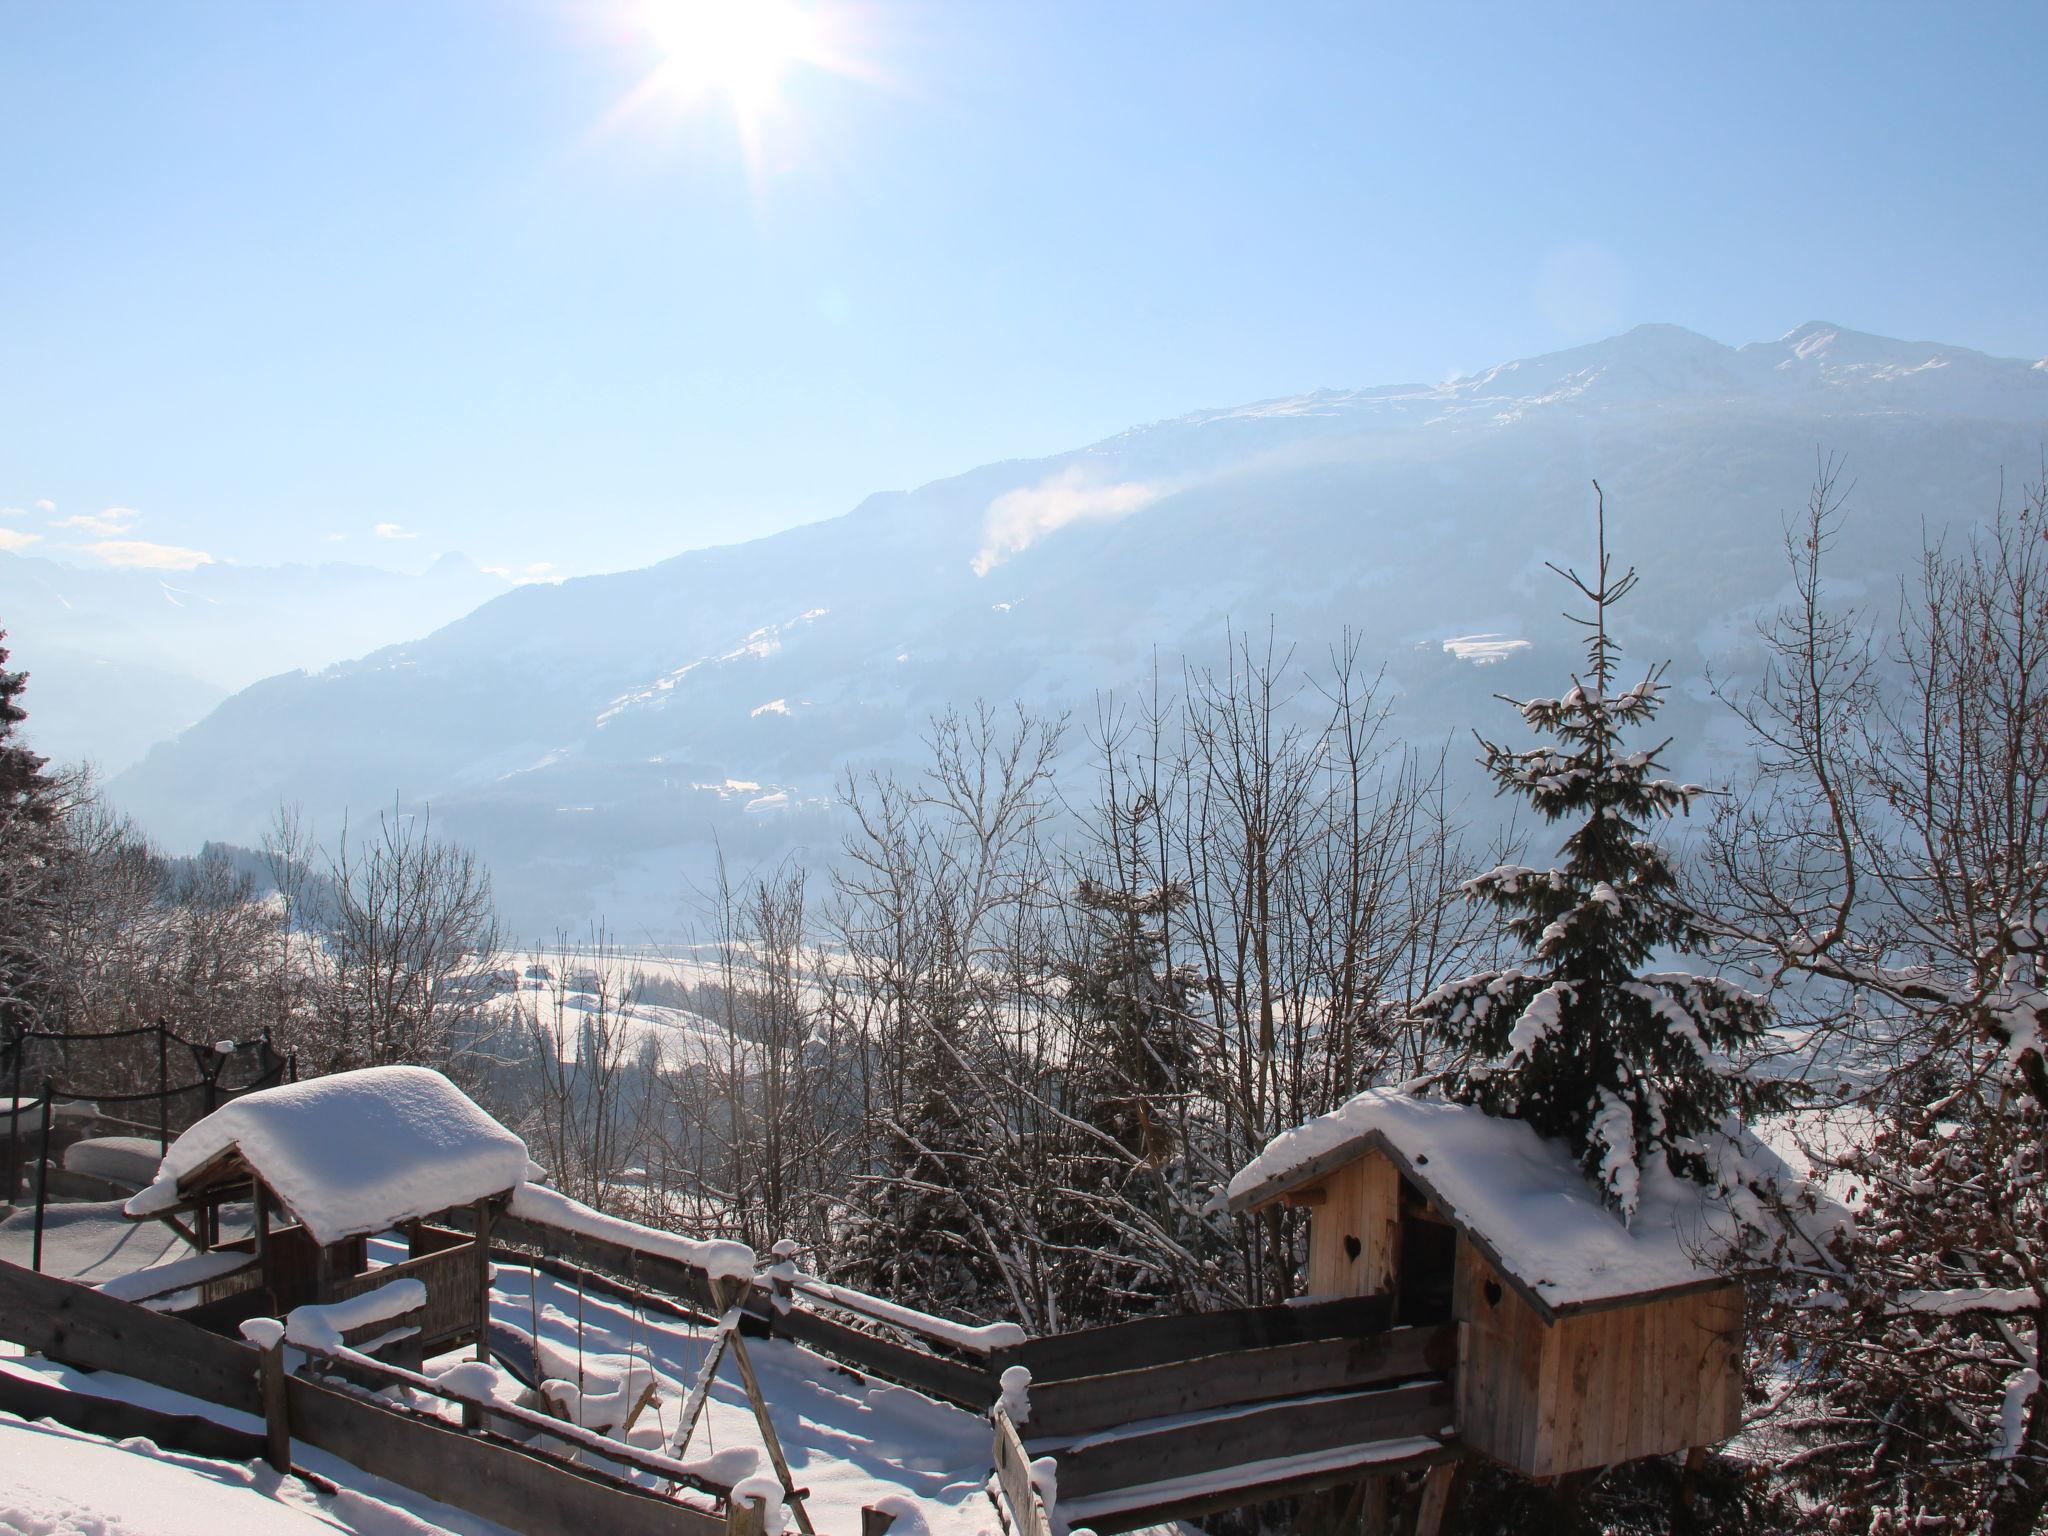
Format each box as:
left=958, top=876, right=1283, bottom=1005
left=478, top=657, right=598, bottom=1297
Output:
left=972, top=467, right=1166, bottom=576
left=33, top=499, right=54, bottom=513
left=0, top=528, right=41, bottom=552
left=327, top=532, right=347, bottom=543
left=482, top=560, right=558, bottom=585
left=374, top=522, right=419, bottom=540
left=53, top=506, right=139, bottom=537
left=82, top=539, right=214, bottom=572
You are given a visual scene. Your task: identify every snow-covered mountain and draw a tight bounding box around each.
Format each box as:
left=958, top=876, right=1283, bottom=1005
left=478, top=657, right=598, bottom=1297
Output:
left=109, top=323, right=2048, bottom=933
left=1, top=551, right=508, bottom=772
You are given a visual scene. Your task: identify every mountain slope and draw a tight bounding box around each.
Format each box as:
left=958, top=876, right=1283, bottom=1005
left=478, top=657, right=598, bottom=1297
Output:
left=110, top=323, right=2048, bottom=933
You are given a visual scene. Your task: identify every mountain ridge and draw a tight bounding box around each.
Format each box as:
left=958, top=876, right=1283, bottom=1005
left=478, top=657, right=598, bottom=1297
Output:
left=108, top=321, right=2048, bottom=932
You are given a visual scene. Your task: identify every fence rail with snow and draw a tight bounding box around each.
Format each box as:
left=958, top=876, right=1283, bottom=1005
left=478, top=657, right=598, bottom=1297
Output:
left=0, top=1256, right=729, bottom=1536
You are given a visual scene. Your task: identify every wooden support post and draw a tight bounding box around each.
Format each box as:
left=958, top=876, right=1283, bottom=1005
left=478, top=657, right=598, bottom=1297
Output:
left=725, top=1495, right=767, bottom=1536
left=1412, top=1462, right=1458, bottom=1536
left=716, top=1280, right=815, bottom=1536
left=474, top=1199, right=494, bottom=1365
left=259, top=1337, right=292, bottom=1474
left=860, top=1507, right=897, bottom=1536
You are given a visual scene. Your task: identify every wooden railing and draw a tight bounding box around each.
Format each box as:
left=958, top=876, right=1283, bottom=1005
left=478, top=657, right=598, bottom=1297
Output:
left=0, top=1257, right=726, bottom=1536
left=330, top=1241, right=478, bottom=1350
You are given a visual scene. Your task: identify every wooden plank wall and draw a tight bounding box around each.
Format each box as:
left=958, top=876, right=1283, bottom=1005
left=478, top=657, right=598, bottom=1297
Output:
left=327, top=1242, right=477, bottom=1350
left=1453, top=1242, right=1744, bottom=1478
left=1304, top=1152, right=1400, bottom=1298
left=1026, top=1324, right=1452, bottom=1440
left=1538, top=1281, right=1744, bottom=1474
left=1051, top=1378, right=1453, bottom=1502
left=1010, top=1292, right=1393, bottom=1381
left=1452, top=1241, right=1547, bottom=1473
left=0, top=1253, right=264, bottom=1413
left=991, top=1407, right=1054, bottom=1536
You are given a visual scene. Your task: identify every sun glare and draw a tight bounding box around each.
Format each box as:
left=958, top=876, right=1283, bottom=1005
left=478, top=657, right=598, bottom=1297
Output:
left=644, top=0, right=820, bottom=117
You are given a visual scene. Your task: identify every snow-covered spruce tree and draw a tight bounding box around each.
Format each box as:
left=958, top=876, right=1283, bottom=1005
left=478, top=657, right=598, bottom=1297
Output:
left=1414, top=488, right=1792, bottom=1215
left=0, top=629, right=65, bottom=1037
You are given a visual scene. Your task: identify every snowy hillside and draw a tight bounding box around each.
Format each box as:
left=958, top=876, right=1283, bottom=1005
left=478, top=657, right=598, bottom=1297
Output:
left=109, top=322, right=2048, bottom=933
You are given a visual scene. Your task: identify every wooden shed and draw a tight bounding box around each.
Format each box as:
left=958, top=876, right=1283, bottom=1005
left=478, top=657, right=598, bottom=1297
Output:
left=1227, top=1089, right=1754, bottom=1481
left=123, top=1065, right=530, bottom=1358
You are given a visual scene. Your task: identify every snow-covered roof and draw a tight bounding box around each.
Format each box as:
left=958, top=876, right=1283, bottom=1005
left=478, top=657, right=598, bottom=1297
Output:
left=126, top=1066, right=529, bottom=1247
left=1227, top=1088, right=1769, bottom=1316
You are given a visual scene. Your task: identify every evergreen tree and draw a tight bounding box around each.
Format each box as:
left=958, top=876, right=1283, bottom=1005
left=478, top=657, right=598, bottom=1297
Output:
left=0, top=628, right=62, bottom=1035
left=1414, top=489, right=1790, bottom=1215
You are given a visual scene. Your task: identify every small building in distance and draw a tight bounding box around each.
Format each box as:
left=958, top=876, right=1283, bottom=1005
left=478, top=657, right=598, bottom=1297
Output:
left=124, top=1065, right=530, bottom=1357
left=1227, top=1089, right=1793, bottom=1481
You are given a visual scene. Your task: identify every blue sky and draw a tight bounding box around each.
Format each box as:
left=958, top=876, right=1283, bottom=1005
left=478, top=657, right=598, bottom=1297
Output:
left=2, top=1, right=2043, bottom=581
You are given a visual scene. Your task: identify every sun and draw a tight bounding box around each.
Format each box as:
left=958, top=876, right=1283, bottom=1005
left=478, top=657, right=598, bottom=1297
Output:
left=643, top=0, right=821, bottom=119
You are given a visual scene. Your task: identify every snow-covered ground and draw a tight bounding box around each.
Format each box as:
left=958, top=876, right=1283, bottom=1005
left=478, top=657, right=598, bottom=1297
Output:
left=0, top=1406, right=503, bottom=1536
left=0, top=1200, right=249, bottom=1285
left=484, top=1258, right=1002, bottom=1536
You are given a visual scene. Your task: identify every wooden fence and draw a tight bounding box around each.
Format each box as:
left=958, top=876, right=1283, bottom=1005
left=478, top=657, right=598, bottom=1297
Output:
left=0, top=1257, right=726, bottom=1536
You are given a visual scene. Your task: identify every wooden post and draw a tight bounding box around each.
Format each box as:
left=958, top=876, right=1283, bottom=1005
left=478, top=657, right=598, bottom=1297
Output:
left=259, top=1337, right=292, bottom=1473
left=1412, top=1463, right=1458, bottom=1536
left=156, top=1022, right=170, bottom=1154
left=474, top=1199, right=494, bottom=1365
left=725, top=1495, right=767, bottom=1536
left=31, top=1082, right=52, bottom=1273
left=715, top=1277, right=814, bottom=1536
left=860, top=1507, right=897, bottom=1536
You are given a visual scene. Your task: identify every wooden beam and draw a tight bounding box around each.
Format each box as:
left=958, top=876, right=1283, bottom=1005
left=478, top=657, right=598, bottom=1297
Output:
left=1049, top=1378, right=1454, bottom=1503
left=1027, top=1325, right=1452, bottom=1441
left=1012, top=1293, right=1393, bottom=1382
left=990, top=1407, right=1054, bottom=1536
left=1412, top=1462, right=1458, bottom=1536
left=1058, top=1437, right=1460, bottom=1534
left=768, top=1303, right=995, bottom=1407
left=259, top=1336, right=292, bottom=1473
left=1281, top=1186, right=1328, bottom=1208
left=724, top=1318, right=816, bottom=1536
left=0, top=1368, right=268, bottom=1465
left=1230, top=1133, right=1380, bottom=1215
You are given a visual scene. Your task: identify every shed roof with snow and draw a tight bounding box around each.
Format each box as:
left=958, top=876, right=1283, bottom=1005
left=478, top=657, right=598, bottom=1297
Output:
left=1227, top=1088, right=1756, bottom=1318
left=126, top=1065, right=530, bottom=1247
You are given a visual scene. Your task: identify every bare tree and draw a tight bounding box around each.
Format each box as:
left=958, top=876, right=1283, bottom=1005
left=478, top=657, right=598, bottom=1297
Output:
left=1698, top=463, right=2048, bottom=1532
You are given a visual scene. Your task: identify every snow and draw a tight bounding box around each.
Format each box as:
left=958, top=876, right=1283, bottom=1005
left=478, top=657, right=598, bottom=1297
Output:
left=0, top=1357, right=508, bottom=1536
left=1056, top=1435, right=1441, bottom=1525
left=1227, top=1088, right=1773, bottom=1311
left=790, top=1276, right=1026, bottom=1353
left=1997, top=1367, right=2040, bottom=1461
left=508, top=1181, right=755, bottom=1282
left=730, top=1474, right=792, bottom=1535
left=0, top=1198, right=245, bottom=1286
left=1440, top=633, right=1530, bottom=665
left=62, top=1136, right=163, bottom=1187
left=126, top=1067, right=530, bottom=1247
left=283, top=1279, right=430, bottom=1352
left=97, top=1247, right=253, bottom=1304
left=997, top=1366, right=1032, bottom=1424
left=1897, top=1286, right=2040, bottom=1316
left=0, top=1411, right=475, bottom=1536
left=483, top=1261, right=1005, bottom=1535
left=1506, top=981, right=1570, bottom=1061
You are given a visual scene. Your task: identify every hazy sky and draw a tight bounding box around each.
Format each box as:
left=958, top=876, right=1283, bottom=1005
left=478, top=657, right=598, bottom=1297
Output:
left=3, top=1, right=2043, bottom=581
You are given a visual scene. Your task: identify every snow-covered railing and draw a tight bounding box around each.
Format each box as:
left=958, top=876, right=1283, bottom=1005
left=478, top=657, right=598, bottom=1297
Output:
left=775, top=1267, right=1026, bottom=1356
